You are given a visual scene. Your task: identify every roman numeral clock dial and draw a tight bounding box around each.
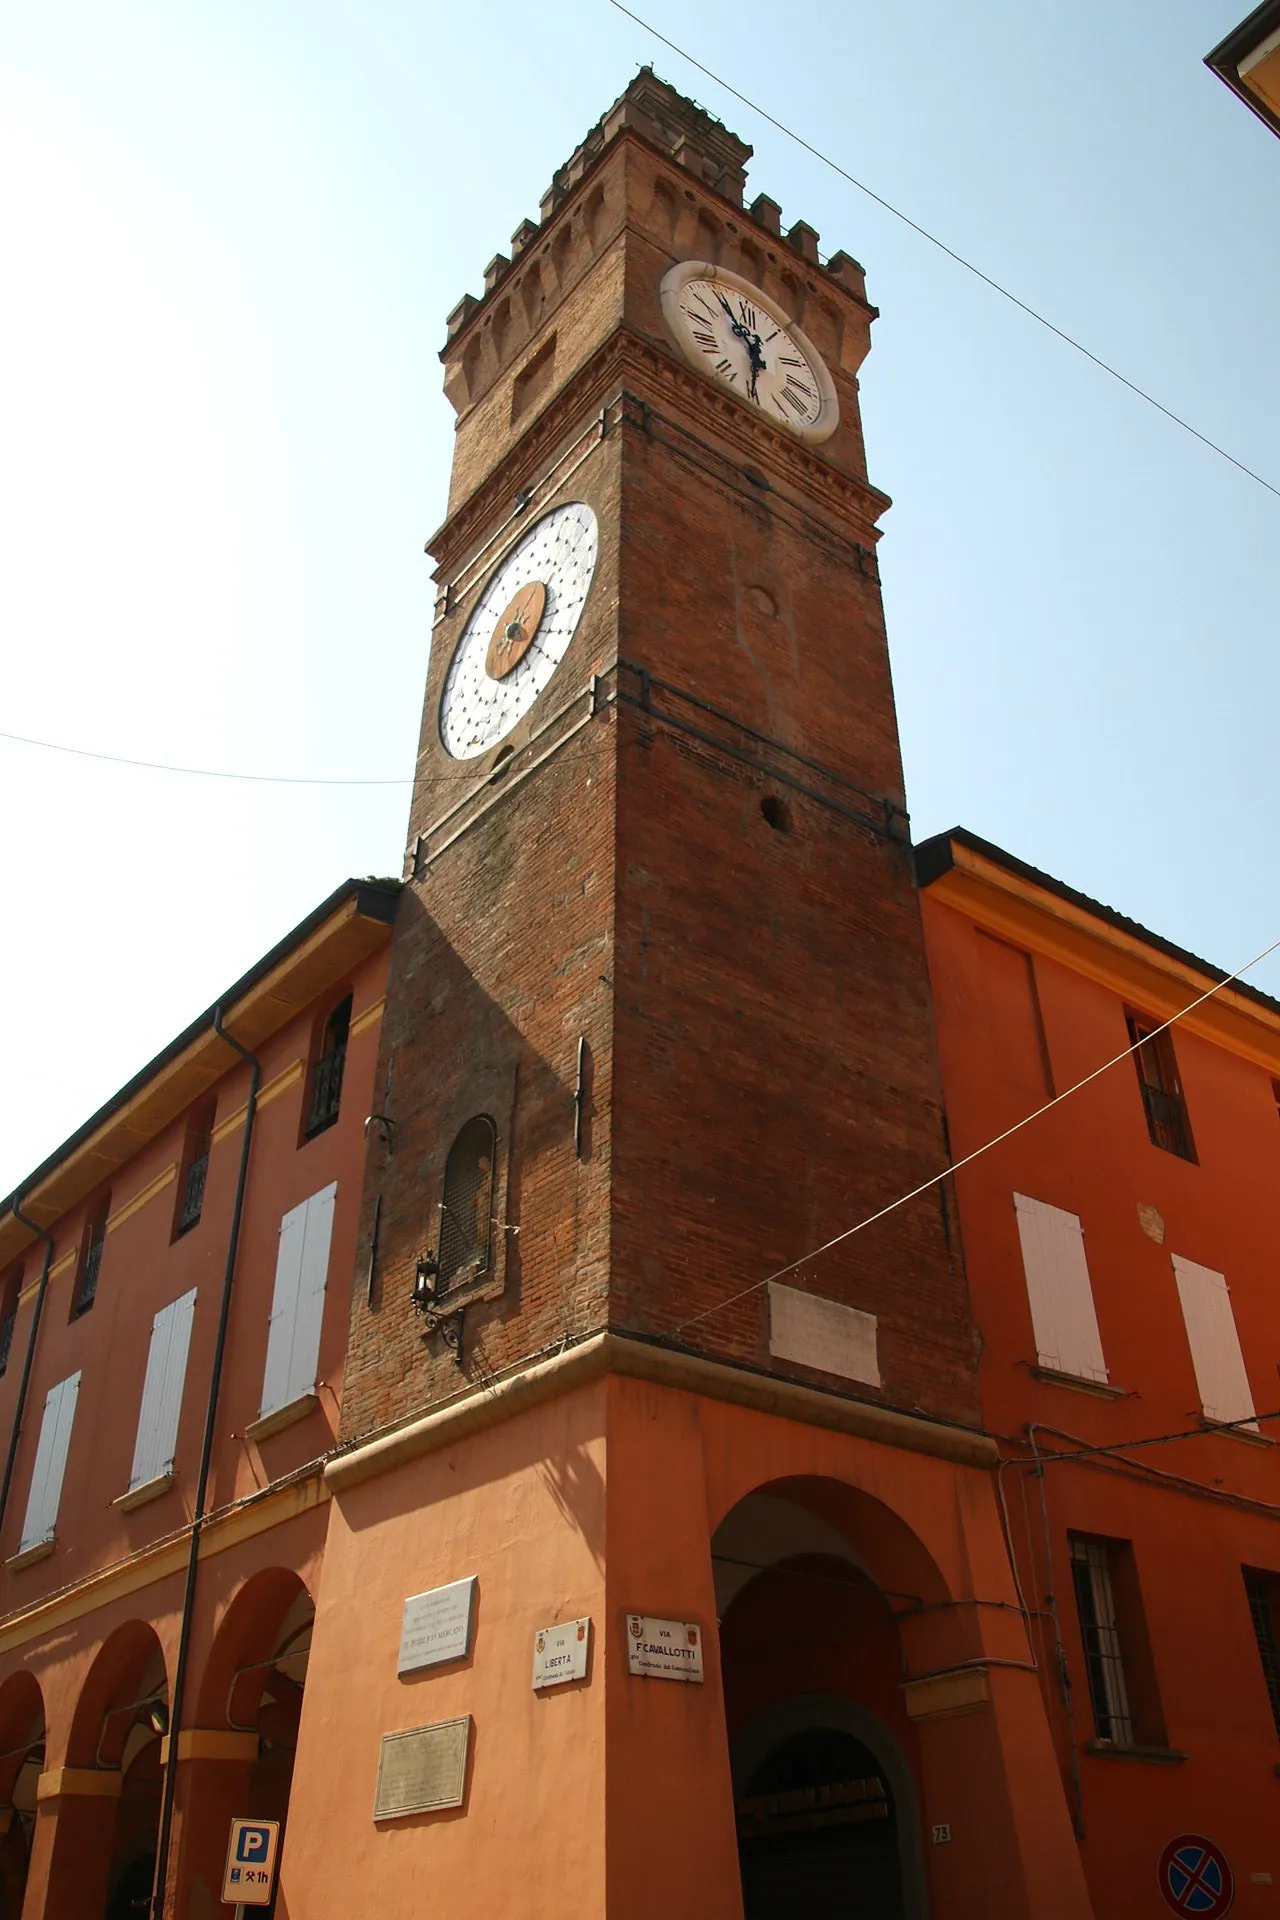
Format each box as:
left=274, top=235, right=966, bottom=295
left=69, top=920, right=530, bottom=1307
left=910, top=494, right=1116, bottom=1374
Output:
left=439, top=502, right=599, bottom=759
left=660, top=261, right=839, bottom=444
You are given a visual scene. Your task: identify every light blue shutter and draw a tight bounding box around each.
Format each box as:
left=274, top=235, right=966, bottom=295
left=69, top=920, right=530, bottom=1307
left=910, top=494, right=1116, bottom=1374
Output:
left=261, top=1199, right=307, bottom=1418
left=129, top=1288, right=196, bottom=1490
left=288, top=1182, right=336, bottom=1404
left=19, top=1372, right=81, bottom=1550
left=261, top=1183, right=336, bottom=1417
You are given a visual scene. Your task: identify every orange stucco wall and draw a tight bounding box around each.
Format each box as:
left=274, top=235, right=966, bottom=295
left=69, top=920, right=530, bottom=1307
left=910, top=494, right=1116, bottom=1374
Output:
left=921, top=887, right=1280, bottom=1916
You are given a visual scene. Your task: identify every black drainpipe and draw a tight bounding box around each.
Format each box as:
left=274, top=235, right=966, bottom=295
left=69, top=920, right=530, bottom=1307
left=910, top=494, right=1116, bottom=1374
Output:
left=150, top=1008, right=260, bottom=1919
left=0, top=1199, right=56, bottom=1541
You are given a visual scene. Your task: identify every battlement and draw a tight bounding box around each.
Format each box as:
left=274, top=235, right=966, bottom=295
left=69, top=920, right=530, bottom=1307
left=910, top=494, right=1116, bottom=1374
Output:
left=443, top=68, right=867, bottom=347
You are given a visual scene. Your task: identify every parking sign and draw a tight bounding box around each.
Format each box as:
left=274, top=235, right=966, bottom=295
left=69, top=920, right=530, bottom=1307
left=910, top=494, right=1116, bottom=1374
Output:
left=221, top=1818, right=280, bottom=1908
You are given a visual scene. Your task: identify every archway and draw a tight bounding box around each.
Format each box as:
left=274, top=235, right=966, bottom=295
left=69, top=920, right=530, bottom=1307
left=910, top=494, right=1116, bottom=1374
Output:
left=0, top=1672, right=44, bottom=1920
left=173, top=1570, right=314, bottom=1916
left=47, top=1622, right=169, bottom=1920
left=713, top=1481, right=942, bottom=1920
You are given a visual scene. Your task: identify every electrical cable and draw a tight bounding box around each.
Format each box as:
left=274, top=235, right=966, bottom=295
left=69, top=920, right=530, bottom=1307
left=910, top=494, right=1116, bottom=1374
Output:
left=673, top=928, right=1280, bottom=1338
left=608, top=3, right=1280, bottom=505
left=0, top=727, right=413, bottom=786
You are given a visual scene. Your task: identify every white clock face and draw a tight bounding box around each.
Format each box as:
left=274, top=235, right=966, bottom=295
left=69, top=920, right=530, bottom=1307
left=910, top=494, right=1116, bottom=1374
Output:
left=439, top=502, right=598, bottom=760
left=660, top=262, right=839, bottom=443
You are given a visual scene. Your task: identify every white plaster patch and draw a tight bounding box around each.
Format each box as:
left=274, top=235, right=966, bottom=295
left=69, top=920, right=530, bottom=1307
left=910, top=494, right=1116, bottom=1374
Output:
left=768, top=1283, right=881, bottom=1387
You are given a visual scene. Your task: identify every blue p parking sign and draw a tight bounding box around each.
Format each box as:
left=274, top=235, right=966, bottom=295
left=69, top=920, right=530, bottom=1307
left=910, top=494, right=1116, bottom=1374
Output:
left=221, top=1818, right=280, bottom=1908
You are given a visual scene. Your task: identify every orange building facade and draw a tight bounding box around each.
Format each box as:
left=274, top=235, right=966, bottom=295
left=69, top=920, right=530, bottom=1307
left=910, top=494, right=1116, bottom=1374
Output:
left=1, top=69, right=1277, bottom=1920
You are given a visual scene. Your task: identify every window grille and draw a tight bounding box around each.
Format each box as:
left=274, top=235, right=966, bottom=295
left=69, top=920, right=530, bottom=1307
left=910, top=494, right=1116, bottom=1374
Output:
left=306, top=995, right=352, bottom=1138
left=1126, top=1014, right=1195, bottom=1161
left=0, top=1274, right=19, bottom=1374
left=177, top=1107, right=214, bottom=1236
left=1070, top=1537, right=1135, bottom=1745
left=437, top=1117, right=497, bottom=1293
left=1245, top=1571, right=1280, bottom=1740
left=73, top=1205, right=109, bottom=1318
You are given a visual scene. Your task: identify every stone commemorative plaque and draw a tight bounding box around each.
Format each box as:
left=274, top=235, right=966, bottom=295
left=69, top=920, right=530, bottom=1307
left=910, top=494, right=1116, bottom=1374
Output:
left=531, top=1617, right=591, bottom=1690
left=373, top=1717, right=470, bottom=1821
left=397, top=1575, right=477, bottom=1676
left=626, top=1614, right=704, bottom=1682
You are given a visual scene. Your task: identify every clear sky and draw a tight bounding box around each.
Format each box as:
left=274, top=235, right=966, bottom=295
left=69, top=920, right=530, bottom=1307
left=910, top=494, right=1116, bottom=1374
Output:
left=2, top=0, right=1277, bottom=1198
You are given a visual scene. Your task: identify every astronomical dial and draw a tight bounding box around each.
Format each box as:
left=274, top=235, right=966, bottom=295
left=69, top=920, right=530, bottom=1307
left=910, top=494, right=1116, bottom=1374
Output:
left=439, top=502, right=598, bottom=760
left=659, top=261, right=839, bottom=443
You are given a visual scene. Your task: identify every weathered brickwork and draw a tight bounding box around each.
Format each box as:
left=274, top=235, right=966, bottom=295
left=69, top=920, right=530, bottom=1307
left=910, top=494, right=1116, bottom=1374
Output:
left=340, top=73, right=981, bottom=1444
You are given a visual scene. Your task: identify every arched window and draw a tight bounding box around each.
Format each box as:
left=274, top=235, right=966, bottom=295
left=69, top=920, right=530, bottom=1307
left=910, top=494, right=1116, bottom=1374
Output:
left=437, top=1116, right=497, bottom=1292
left=306, top=994, right=352, bottom=1138
left=72, top=1194, right=110, bottom=1319
left=175, top=1100, right=216, bottom=1237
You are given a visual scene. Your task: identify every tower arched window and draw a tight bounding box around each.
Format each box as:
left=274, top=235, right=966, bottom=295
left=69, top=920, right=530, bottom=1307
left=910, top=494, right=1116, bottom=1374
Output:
left=437, top=1116, right=497, bottom=1292
left=306, top=994, right=352, bottom=1139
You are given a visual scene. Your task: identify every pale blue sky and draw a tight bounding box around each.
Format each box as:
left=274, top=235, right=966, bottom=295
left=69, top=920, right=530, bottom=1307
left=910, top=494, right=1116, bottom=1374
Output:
left=2, top=1, right=1277, bottom=1196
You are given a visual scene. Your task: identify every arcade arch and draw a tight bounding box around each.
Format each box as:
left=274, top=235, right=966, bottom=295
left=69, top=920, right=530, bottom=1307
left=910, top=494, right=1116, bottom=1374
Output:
left=0, top=1672, right=44, bottom=1920
left=712, top=1478, right=954, bottom=1920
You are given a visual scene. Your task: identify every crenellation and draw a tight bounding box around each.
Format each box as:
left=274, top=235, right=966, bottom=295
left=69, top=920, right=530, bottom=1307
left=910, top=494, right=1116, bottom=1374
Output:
left=483, top=253, right=511, bottom=293
left=787, top=219, right=821, bottom=264
left=510, top=218, right=539, bottom=259
left=748, top=192, right=781, bottom=235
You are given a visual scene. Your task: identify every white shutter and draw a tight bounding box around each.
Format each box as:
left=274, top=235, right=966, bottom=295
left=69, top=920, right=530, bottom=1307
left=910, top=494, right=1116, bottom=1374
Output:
left=19, top=1372, right=81, bottom=1551
left=1172, top=1255, right=1256, bottom=1429
left=129, top=1288, right=196, bottom=1491
left=261, top=1183, right=336, bottom=1417
left=288, top=1182, right=335, bottom=1404
left=1013, top=1194, right=1108, bottom=1383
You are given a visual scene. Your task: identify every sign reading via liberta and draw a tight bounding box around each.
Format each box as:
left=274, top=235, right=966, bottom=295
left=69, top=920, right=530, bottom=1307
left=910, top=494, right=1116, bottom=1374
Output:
left=397, top=1576, right=477, bottom=1677
left=626, top=1614, right=704, bottom=1682
left=531, top=1617, right=591, bottom=1689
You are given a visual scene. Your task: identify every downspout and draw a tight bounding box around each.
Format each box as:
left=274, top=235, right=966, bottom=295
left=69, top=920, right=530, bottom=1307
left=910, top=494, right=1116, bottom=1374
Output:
left=0, top=1200, right=56, bottom=1539
left=150, top=1009, right=260, bottom=1920
left=1027, top=1424, right=1086, bottom=1840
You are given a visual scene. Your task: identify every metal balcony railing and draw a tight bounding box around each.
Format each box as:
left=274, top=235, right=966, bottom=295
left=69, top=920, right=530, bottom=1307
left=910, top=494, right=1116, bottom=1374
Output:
left=306, top=1045, right=346, bottom=1136
left=177, top=1152, right=209, bottom=1234
left=1139, top=1080, right=1193, bottom=1160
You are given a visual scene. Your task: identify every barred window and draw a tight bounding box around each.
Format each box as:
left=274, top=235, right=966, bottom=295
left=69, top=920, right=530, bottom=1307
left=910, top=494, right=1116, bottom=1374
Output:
left=1245, top=1569, right=1280, bottom=1741
left=437, top=1117, right=497, bottom=1292
left=306, top=994, right=352, bottom=1139
left=72, top=1196, right=110, bottom=1320
left=0, top=1267, right=21, bottom=1374
left=1070, top=1536, right=1135, bottom=1745
left=1125, top=1012, right=1195, bottom=1162
left=176, top=1101, right=215, bottom=1237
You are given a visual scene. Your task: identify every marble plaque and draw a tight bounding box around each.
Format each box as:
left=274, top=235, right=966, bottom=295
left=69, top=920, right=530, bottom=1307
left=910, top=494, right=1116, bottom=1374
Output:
left=397, top=1575, right=477, bottom=1676
left=626, top=1614, right=704, bottom=1682
left=531, top=1617, right=591, bottom=1690
left=373, top=1717, right=470, bottom=1821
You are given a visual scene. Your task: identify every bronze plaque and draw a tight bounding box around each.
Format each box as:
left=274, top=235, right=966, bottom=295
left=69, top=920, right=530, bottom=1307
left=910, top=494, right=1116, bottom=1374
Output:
left=373, top=1717, right=470, bottom=1821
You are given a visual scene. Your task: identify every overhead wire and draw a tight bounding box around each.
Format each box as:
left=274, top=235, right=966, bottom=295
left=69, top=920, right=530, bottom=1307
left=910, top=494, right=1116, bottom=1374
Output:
left=608, top=2, right=1280, bottom=506
left=673, top=928, right=1280, bottom=1338
left=0, top=727, right=414, bottom=787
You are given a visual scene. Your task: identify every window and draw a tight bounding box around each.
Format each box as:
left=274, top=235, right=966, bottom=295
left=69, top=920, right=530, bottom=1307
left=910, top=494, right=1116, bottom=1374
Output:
left=1070, top=1538, right=1134, bottom=1744
left=1171, top=1254, right=1257, bottom=1429
left=438, top=1117, right=497, bottom=1292
left=0, top=1267, right=21, bottom=1375
left=305, top=995, right=352, bottom=1139
left=71, top=1196, right=110, bottom=1319
left=1244, top=1570, right=1280, bottom=1740
left=1125, top=1012, right=1195, bottom=1161
left=260, top=1183, right=336, bottom=1421
left=175, top=1103, right=215, bottom=1237
left=17, top=1371, right=81, bottom=1554
left=1069, top=1534, right=1164, bottom=1750
left=128, top=1289, right=197, bottom=1493
left=1013, top=1194, right=1108, bottom=1384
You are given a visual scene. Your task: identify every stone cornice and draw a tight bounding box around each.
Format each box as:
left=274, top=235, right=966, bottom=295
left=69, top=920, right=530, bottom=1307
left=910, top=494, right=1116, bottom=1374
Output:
left=325, top=1330, right=997, bottom=1495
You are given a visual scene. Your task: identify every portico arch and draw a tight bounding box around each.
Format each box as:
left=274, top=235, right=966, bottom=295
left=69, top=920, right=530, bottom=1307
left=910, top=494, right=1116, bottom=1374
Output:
left=0, top=1672, right=44, bottom=1920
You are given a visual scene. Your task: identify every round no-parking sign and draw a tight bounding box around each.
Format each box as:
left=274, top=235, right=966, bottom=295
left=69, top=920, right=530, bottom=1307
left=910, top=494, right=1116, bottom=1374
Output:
left=1158, top=1835, right=1234, bottom=1916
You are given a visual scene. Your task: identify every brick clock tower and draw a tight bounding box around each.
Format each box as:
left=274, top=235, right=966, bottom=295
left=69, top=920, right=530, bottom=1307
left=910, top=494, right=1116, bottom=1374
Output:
left=288, top=73, right=1092, bottom=1920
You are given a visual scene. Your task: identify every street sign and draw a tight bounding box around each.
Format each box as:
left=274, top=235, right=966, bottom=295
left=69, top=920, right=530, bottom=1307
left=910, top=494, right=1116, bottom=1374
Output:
left=221, top=1818, right=280, bottom=1908
left=532, top=1617, right=591, bottom=1689
left=625, top=1614, right=704, bottom=1682
left=1158, top=1835, right=1234, bottom=1916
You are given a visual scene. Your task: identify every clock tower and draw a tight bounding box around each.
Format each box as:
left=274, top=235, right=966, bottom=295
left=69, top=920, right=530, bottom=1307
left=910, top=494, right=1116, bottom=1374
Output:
left=287, top=72, right=1094, bottom=1920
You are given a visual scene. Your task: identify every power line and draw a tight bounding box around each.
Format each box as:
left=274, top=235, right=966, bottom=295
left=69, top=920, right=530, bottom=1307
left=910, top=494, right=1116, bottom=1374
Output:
left=609, top=2, right=1280, bottom=506
left=674, top=928, right=1280, bottom=1338
left=0, top=728, right=413, bottom=787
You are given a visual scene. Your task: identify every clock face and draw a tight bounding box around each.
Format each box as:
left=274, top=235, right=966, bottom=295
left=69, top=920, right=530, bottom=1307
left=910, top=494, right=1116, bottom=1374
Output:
left=439, top=502, right=598, bottom=760
left=659, top=262, right=839, bottom=443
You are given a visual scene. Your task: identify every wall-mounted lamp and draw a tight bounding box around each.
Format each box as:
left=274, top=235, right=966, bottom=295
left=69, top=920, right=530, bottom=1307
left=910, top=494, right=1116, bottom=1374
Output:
left=412, top=1253, right=440, bottom=1313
